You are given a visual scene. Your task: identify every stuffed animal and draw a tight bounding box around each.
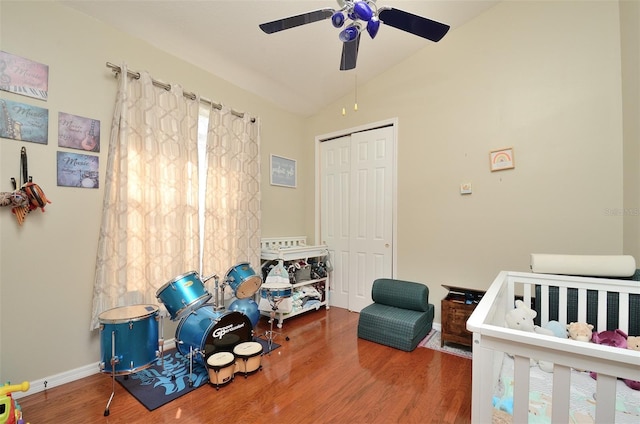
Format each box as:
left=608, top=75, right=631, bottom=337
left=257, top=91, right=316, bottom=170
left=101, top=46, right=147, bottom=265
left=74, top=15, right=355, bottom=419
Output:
left=567, top=322, right=594, bottom=342
left=591, top=329, right=627, bottom=348
left=590, top=329, right=628, bottom=382
left=566, top=322, right=594, bottom=371
left=543, top=320, right=567, bottom=338
left=504, top=300, right=556, bottom=372
left=505, top=300, right=553, bottom=335
left=623, top=336, right=640, bottom=390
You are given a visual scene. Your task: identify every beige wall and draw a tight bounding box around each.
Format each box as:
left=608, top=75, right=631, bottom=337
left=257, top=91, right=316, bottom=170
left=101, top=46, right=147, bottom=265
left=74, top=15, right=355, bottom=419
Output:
left=0, top=1, right=307, bottom=385
left=621, top=0, right=640, bottom=257
left=305, top=0, right=632, bottom=311
left=0, top=0, right=636, bottom=388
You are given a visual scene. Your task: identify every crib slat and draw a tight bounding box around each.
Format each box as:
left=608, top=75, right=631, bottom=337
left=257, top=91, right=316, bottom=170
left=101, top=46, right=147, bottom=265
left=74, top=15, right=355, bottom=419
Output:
left=595, top=374, right=617, bottom=423
left=597, top=290, right=608, bottom=332
left=513, top=355, right=530, bottom=423
left=577, top=288, right=587, bottom=322
left=551, top=365, right=571, bottom=423
left=523, top=282, right=532, bottom=312
left=558, top=287, right=567, bottom=325
left=540, top=285, right=549, bottom=324
left=618, top=292, right=629, bottom=334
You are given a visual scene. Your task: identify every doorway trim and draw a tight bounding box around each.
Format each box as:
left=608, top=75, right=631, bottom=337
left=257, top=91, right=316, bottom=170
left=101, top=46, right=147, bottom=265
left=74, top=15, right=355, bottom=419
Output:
left=314, top=117, right=399, bottom=280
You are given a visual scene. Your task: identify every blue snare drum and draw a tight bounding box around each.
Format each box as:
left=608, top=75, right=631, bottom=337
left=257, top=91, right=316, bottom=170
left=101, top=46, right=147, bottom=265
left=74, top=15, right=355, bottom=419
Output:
left=99, top=304, right=159, bottom=375
left=260, top=284, right=292, bottom=300
left=225, top=262, right=262, bottom=299
left=156, top=271, right=212, bottom=320
left=175, top=305, right=252, bottom=365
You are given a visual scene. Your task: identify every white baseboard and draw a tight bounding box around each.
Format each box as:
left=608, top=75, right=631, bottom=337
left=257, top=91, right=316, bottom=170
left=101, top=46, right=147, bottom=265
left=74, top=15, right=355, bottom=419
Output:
left=433, top=322, right=441, bottom=332
left=14, top=339, right=176, bottom=400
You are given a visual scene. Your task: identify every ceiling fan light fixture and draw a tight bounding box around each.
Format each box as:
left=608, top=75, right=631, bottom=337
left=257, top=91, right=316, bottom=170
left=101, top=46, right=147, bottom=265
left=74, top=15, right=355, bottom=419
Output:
left=331, top=11, right=346, bottom=28
left=352, top=1, right=373, bottom=21
left=366, top=17, right=380, bottom=38
left=339, top=23, right=361, bottom=42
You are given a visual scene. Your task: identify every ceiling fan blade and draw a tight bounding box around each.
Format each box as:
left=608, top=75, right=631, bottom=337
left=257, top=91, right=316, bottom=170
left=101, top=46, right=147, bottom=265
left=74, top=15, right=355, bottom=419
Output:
left=378, top=7, right=450, bottom=42
left=259, top=8, right=335, bottom=34
left=340, top=34, right=361, bottom=71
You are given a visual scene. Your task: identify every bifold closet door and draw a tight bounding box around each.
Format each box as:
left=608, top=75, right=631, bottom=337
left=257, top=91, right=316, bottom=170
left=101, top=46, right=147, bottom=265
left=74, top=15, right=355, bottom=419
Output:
left=320, top=126, right=394, bottom=312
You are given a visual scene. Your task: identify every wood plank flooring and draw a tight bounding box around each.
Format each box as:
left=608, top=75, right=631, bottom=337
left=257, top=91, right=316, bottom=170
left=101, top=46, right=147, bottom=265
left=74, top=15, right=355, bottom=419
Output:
left=19, top=307, right=472, bottom=424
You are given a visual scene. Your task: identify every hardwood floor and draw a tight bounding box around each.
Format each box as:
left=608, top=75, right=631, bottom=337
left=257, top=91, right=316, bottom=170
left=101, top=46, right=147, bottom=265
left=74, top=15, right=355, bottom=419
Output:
left=19, top=307, right=472, bottom=424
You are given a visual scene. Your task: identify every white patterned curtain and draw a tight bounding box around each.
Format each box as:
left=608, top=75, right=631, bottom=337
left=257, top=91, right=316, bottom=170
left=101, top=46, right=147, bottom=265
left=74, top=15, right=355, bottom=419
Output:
left=90, top=64, right=200, bottom=329
left=201, top=105, right=261, bottom=284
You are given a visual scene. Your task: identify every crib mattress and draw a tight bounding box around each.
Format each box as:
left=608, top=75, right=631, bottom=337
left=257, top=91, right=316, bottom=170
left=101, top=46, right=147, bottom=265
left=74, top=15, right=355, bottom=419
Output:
left=493, top=354, right=640, bottom=423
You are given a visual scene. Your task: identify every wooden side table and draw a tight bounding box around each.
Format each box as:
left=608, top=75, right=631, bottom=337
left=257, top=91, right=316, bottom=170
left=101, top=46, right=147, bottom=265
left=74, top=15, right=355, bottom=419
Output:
left=440, top=285, right=485, bottom=348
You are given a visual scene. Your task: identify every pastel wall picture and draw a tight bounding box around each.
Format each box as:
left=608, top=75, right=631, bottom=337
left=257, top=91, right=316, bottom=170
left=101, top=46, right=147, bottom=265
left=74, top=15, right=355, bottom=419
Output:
left=490, top=147, right=514, bottom=171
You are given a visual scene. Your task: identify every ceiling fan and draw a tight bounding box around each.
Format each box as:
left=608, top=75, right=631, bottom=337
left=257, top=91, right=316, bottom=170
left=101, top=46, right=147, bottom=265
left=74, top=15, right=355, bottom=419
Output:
left=259, top=0, right=450, bottom=71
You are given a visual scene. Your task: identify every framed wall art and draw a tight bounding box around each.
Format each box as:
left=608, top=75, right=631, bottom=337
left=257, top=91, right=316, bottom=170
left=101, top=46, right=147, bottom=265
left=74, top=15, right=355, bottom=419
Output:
left=0, top=51, right=49, bottom=101
left=58, top=112, right=100, bottom=152
left=490, top=147, right=515, bottom=172
left=270, top=154, right=297, bottom=188
left=57, top=151, right=99, bottom=188
left=0, top=98, right=48, bottom=144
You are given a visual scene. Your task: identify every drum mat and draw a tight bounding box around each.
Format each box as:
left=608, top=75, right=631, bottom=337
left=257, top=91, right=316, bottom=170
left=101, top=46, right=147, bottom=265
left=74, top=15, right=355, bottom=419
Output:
left=116, top=338, right=280, bottom=411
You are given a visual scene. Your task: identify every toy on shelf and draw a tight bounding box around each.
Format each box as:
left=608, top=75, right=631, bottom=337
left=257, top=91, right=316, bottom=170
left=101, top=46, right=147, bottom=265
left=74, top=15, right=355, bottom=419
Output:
left=0, top=381, right=29, bottom=424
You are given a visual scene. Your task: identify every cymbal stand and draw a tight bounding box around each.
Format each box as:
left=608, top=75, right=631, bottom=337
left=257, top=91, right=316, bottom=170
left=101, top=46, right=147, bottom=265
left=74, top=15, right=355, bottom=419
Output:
left=104, top=331, right=119, bottom=416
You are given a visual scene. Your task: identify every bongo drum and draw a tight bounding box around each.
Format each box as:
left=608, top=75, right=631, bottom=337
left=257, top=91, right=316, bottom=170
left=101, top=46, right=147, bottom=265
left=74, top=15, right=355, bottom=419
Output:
left=233, top=341, right=263, bottom=377
left=206, top=351, right=236, bottom=389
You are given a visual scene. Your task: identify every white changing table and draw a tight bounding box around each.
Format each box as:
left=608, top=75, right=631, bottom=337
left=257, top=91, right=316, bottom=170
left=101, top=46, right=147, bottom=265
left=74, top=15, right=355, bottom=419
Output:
left=260, top=237, right=330, bottom=328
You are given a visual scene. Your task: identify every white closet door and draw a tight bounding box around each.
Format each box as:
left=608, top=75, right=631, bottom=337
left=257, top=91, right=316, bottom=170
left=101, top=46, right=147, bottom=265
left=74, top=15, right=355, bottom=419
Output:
left=320, top=126, right=394, bottom=312
left=320, top=135, right=351, bottom=310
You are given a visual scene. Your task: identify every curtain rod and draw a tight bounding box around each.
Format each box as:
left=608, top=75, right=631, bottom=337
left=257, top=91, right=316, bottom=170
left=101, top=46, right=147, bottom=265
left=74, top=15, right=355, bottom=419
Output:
left=105, top=62, right=255, bottom=122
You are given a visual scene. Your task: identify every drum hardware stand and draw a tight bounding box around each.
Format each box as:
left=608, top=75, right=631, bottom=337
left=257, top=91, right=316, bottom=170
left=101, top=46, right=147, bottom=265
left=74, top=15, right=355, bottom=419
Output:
left=258, top=292, right=290, bottom=355
left=211, top=275, right=227, bottom=311
left=158, top=313, right=165, bottom=367
left=104, top=331, right=119, bottom=417
left=185, top=345, right=204, bottom=387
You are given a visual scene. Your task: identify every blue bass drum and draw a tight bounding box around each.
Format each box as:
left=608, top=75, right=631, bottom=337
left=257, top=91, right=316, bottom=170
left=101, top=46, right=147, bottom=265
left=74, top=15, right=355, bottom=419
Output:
left=156, top=271, right=212, bottom=321
left=229, top=298, right=261, bottom=328
left=175, top=305, right=252, bottom=365
left=99, top=304, right=159, bottom=375
left=225, top=262, right=262, bottom=299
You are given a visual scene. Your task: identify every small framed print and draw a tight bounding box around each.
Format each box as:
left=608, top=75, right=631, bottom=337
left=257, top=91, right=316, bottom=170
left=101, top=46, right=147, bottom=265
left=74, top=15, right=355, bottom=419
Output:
left=490, top=147, right=515, bottom=172
left=270, top=154, right=296, bottom=188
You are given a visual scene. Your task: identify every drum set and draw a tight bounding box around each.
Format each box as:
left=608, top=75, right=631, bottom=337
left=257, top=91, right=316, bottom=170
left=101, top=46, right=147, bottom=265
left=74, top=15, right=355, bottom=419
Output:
left=98, top=261, right=270, bottom=415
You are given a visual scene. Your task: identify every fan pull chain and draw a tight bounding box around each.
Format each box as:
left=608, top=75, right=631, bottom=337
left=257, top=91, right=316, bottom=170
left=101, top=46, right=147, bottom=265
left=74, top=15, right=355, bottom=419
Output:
left=342, top=75, right=358, bottom=116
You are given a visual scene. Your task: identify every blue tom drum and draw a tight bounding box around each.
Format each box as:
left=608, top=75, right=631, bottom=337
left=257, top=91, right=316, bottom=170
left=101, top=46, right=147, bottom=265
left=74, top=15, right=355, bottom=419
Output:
left=225, top=262, right=262, bottom=299
left=156, top=271, right=212, bottom=321
left=99, top=304, right=159, bottom=375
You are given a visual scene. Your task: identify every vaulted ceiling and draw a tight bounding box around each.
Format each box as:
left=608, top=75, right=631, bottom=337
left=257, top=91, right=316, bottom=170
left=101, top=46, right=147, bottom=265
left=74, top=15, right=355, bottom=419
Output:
left=58, top=1, right=498, bottom=116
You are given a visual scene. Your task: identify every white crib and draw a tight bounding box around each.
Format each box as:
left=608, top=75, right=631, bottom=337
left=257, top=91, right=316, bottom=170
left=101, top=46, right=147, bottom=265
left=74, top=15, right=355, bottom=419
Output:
left=467, top=271, right=640, bottom=423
